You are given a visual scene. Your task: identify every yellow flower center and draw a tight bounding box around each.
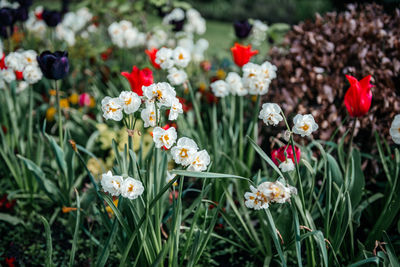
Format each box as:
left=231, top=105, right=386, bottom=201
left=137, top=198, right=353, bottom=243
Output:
left=179, top=53, right=184, bottom=60
left=179, top=148, right=189, bottom=158
left=128, top=184, right=134, bottom=192
left=125, top=97, right=132, bottom=105
left=301, top=124, right=310, bottom=131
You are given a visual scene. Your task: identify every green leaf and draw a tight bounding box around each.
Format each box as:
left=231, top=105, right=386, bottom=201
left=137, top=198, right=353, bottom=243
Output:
left=40, top=216, right=54, bottom=267
left=170, top=170, right=253, bottom=183
left=0, top=213, right=25, bottom=225
left=349, top=149, right=365, bottom=208
left=327, top=154, right=343, bottom=186
left=18, top=155, right=63, bottom=204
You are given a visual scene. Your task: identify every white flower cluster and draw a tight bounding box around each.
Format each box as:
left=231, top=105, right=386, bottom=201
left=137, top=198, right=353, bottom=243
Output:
left=101, top=171, right=144, bottom=200
left=101, top=91, right=141, bottom=121
left=258, top=102, right=318, bottom=137
left=25, top=7, right=97, bottom=45
left=101, top=82, right=183, bottom=125
left=0, top=50, right=43, bottom=91
left=25, top=6, right=47, bottom=38
left=162, top=8, right=206, bottom=35
left=250, top=20, right=268, bottom=46
left=155, top=47, right=191, bottom=86
left=56, top=7, right=97, bottom=46
left=244, top=181, right=297, bottom=210
left=177, top=37, right=209, bottom=62
left=184, top=9, right=206, bottom=35
left=170, top=137, right=210, bottom=172
left=147, top=28, right=169, bottom=49
left=210, top=61, right=277, bottom=98
left=0, top=0, right=19, bottom=8
left=108, top=20, right=146, bottom=49
left=259, top=103, right=283, bottom=126
left=390, top=114, right=400, bottom=144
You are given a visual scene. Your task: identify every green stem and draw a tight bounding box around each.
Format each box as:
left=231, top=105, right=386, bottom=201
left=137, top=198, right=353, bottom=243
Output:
left=239, top=96, right=244, bottom=162
left=28, top=85, right=33, bottom=157
left=344, top=118, right=357, bottom=188
left=55, top=81, right=63, bottom=150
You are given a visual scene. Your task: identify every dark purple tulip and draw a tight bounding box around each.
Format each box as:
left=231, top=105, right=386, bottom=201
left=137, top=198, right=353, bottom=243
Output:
left=234, top=19, right=253, bottom=39
left=17, top=0, right=33, bottom=7
left=37, top=51, right=69, bottom=80
left=0, top=25, right=13, bottom=38
left=42, top=9, right=62, bottom=27
left=170, top=19, right=185, bottom=32
left=0, top=8, right=15, bottom=26
left=15, top=7, right=29, bottom=22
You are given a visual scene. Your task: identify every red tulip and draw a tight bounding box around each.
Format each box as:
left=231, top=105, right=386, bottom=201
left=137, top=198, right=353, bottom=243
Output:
left=121, top=66, right=153, bottom=96
left=0, top=53, right=6, bottom=70
left=145, top=48, right=161, bottom=69
left=15, top=71, right=23, bottom=80
left=271, top=145, right=301, bottom=166
left=230, top=43, right=258, bottom=67
left=79, top=93, right=91, bottom=107
left=344, top=75, right=373, bottom=117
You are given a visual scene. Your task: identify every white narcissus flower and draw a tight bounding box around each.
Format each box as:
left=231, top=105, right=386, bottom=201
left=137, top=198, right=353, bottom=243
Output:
left=155, top=47, right=174, bottom=69
left=22, top=50, right=38, bottom=67
left=246, top=75, right=270, bottom=95
left=118, top=91, right=141, bottom=114
left=167, top=68, right=187, bottom=85
left=162, top=8, right=185, bottom=25
left=121, top=177, right=144, bottom=200
left=101, top=171, right=123, bottom=196
left=244, top=181, right=297, bottom=210
left=101, top=96, right=123, bottom=121
left=279, top=159, right=295, bottom=172
left=173, top=47, right=191, bottom=68
left=242, top=63, right=262, bottom=80
left=258, top=103, right=283, bottom=126
left=23, top=65, right=43, bottom=84
left=141, top=101, right=159, bottom=128
left=187, top=150, right=210, bottom=172
left=389, top=114, right=400, bottom=144
left=261, top=61, right=277, bottom=81
left=166, top=171, right=178, bottom=186
left=152, top=126, right=177, bottom=149
left=1, top=69, right=16, bottom=83
left=5, top=52, right=24, bottom=71
left=171, top=137, right=198, bottom=166
left=169, top=97, right=183, bottom=121
left=264, top=181, right=296, bottom=204
left=210, top=80, right=230, bottom=98
left=292, top=114, right=318, bottom=137
left=244, top=185, right=269, bottom=210
left=143, top=82, right=176, bottom=108
left=225, top=72, right=247, bottom=96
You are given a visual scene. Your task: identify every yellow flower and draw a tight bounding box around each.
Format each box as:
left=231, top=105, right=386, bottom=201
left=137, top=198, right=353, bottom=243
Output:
left=106, top=199, right=119, bottom=216
left=62, top=206, right=77, bottom=213
left=46, top=107, right=56, bottom=121
left=49, top=89, right=57, bottom=96
left=89, top=97, right=96, bottom=108
left=216, top=69, right=226, bottom=79
left=59, top=98, right=70, bottom=109
left=69, top=93, right=79, bottom=105
left=87, top=158, right=105, bottom=180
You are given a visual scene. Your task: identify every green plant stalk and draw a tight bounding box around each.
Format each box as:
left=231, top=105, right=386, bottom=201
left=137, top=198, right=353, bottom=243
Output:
left=344, top=118, right=357, bottom=188
left=186, top=81, right=205, bottom=142
left=280, top=111, right=316, bottom=266
left=69, top=189, right=81, bottom=267
left=239, top=96, right=244, bottom=162
left=55, top=81, right=63, bottom=150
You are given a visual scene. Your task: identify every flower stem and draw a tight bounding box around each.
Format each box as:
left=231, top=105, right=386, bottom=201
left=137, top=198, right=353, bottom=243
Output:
left=345, top=118, right=357, bottom=188
left=55, top=81, right=63, bottom=149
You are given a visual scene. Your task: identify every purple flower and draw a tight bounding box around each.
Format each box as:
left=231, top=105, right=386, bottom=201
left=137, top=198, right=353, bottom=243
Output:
left=37, top=51, right=69, bottom=80
left=0, top=8, right=15, bottom=26
left=15, top=7, right=29, bottom=22
left=42, top=9, right=62, bottom=27
left=234, top=19, right=253, bottom=39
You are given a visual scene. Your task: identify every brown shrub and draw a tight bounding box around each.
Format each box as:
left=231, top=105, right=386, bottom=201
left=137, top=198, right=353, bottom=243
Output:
left=268, top=3, right=400, bottom=146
